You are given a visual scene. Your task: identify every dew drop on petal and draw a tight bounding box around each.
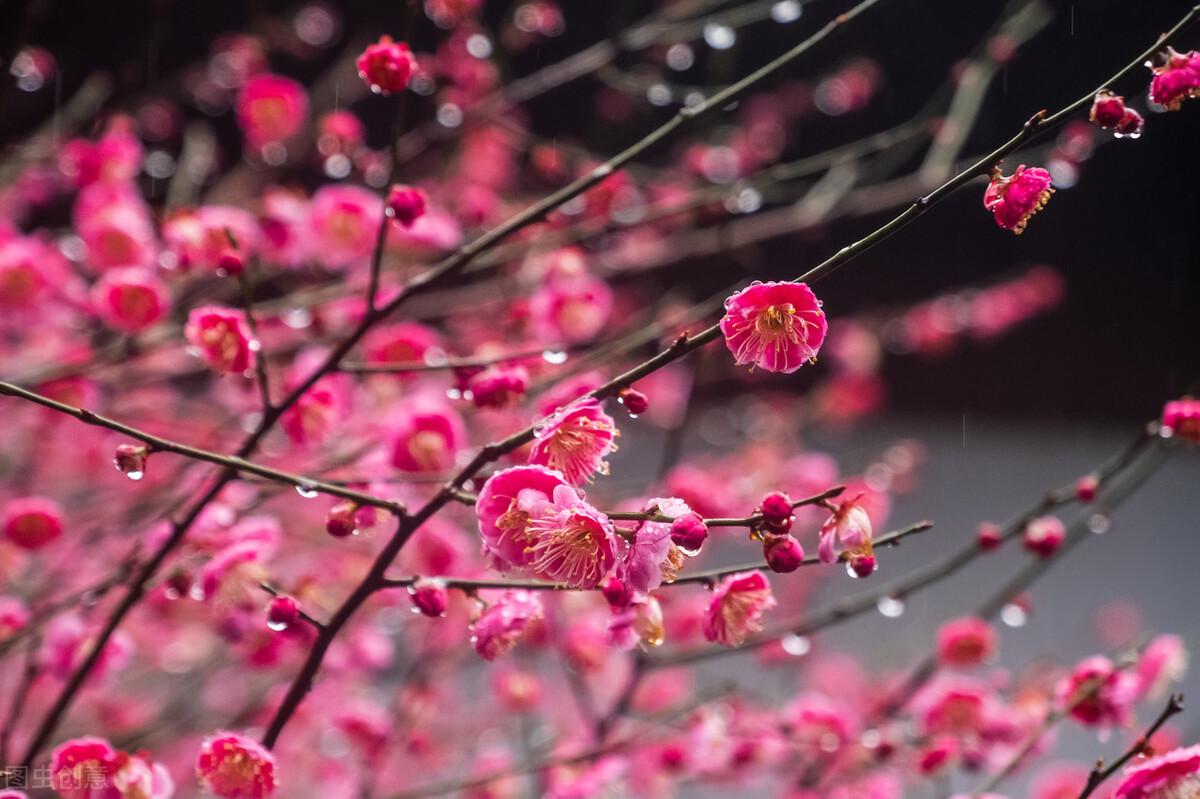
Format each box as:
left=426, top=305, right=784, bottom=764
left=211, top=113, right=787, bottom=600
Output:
left=267, top=619, right=289, bottom=632
left=542, top=350, right=568, bottom=364
left=124, top=470, right=145, bottom=481
left=845, top=560, right=862, bottom=579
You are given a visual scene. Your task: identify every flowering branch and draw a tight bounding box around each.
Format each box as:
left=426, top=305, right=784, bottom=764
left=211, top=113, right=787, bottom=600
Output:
left=0, top=381, right=407, bottom=515
left=1077, top=693, right=1187, bottom=799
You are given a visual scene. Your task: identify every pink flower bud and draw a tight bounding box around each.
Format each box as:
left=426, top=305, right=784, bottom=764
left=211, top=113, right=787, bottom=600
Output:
left=216, top=248, right=245, bottom=277
left=1162, top=397, right=1200, bottom=443
left=408, top=577, right=449, bottom=617
left=983, top=164, right=1054, bottom=235
left=1114, top=108, right=1145, bottom=138
left=385, top=184, right=427, bottom=227
left=113, top=444, right=150, bottom=480
left=3, top=497, right=64, bottom=550
left=848, top=553, right=877, bottom=578
left=1023, top=515, right=1065, bottom=558
left=601, top=576, right=632, bottom=609
left=1089, top=90, right=1128, bottom=128
left=1076, top=474, right=1099, bottom=503
left=357, top=36, right=417, bottom=95
left=759, top=491, right=793, bottom=525
left=619, top=388, right=649, bottom=415
left=977, top=521, right=1003, bottom=551
left=763, top=534, right=805, bottom=573
left=266, top=596, right=299, bottom=631
left=669, top=512, right=708, bottom=555
left=326, top=501, right=359, bottom=538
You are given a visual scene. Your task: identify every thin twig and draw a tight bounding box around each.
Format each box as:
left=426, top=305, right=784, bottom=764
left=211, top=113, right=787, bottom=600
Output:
left=1077, top=694, right=1187, bottom=799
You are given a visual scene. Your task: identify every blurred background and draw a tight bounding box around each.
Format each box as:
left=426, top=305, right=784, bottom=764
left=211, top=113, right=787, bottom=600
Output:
left=2, top=0, right=1199, bottom=796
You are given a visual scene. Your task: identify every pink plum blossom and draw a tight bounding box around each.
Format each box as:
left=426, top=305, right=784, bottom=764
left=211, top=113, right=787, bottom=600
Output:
left=720, top=281, right=827, bottom=373
left=1113, top=744, right=1200, bottom=799
left=356, top=37, right=417, bottom=95
left=936, top=617, right=997, bottom=668
left=91, top=268, right=169, bottom=332
left=1149, top=48, right=1200, bottom=111
left=3, top=495, right=64, bottom=550
left=389, top=401, right=466, bottom=472
left=184, top=306, right=256, bottom=375
left=703, top=571, right=777, bottom=647
left=818, top=493, right=876, bottom=576
left=308, top=185, right=383, bottom=268
left=195, top=731, right=277, bottom=798
left=475, top=465, right=571, bottom=571
left=527, top=398, right=618, bottom=485
left=471, top=590, right=544, bottom=660
left=983, top=164, right=1054, bottom=234
left=524, top=484, right=619, bottom=588
left=235, top=74, right=309, bottom=151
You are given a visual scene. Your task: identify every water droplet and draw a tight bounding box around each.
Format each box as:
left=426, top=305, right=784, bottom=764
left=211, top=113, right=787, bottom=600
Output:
left=295, top=482, right=319, bottom=498
left=771, top=0, right=802, bottom=23
left=124, top=470, right=145, bottom=481
left=860, top=729, right=881, bottom=749
left=646, top=83, right=672, bottom=106
left=627, top=413, right=639, bottom=420
left=1001, top=603, right=1028, bottom=627
left=1088, top=513, right=1111, bottom=534
left=676, top=543, right=702, bottom=557
left=703, top=22, right=736, bottom=50
left=781, top=633, right=811, bottom=656
left=1159, top=425, right=1175, bottom=439
left=845, top=561, right=862, bottom=578
left=446, top=388, right=462, bottom=400
left=877, top=595, right=905, bottom=618
left=666, top=43, right=694, bottom=71
left=267, top=619, right=289, bottom=632
left=164, top=586, right=181, bottom=600
left=542, top=350, right=568, bottom=364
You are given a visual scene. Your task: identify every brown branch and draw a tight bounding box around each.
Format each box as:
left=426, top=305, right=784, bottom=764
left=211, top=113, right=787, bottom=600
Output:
left=1078, top=694, right=1187, bottom=799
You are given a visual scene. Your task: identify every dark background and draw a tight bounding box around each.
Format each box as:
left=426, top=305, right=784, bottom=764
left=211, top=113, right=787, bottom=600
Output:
left=1, top=0, right=1197, bottom=420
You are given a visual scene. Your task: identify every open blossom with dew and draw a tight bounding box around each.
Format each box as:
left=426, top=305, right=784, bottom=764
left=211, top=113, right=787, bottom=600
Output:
left=3, top=496, right=64, bottom=550
left=1162, top=397, right=1200, bottom=443
left=196, top=731, right=276, bottom=798
left=525, top=484, right=618, bottom=588
left=528, top=398, right=618, bottom=485
left=476, top=466, right=571, bottom=570
left=1149, top=47, right=1200, bottom=111
left=818, top=494, right=876, bottom=577
left=92, top=268, right=169, bottom=333
left=357, top=36, right=417, bottom=94
left=235, top=74, right=309, bottom=152
left=185, top=306, right=255, bottom=375
left=720, top=281, right=827, bottom=373
left=983, top=164, right=1054, bottom=234
left=389, top=401, right=466, bottom=472
left=620, top=497, right=693, bottom=598
left=936, top=617, right=997, bottom=668
left=1113, top=744, right=1200, bottom=799
left=471, top=590, right=544, bottom=660
left=703, top=571, right=777, bottom=647
left=1057, top=655, right=1139, bottom=728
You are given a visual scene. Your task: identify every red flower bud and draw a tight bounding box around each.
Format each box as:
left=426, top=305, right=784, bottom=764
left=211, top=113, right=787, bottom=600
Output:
left=267, top=596, right=300, bottom=631
left=386, top=184, right=427, bottom=227
left=759, top=491, right=793, bottom=524
left=326, top=501, right=359, bottom=538
left=669, top=512, right=708, bottom=555
left=763, top=534, right=805, bottom=573
left=977, top=521, right=1003, bottom=551
left=1075, top=474, right=1099, bottom=503
left=408, top=577, right=449, bottom=617
left=601, top=576, right=632, bottom=609
left=619, top=388, right=649, bottom=415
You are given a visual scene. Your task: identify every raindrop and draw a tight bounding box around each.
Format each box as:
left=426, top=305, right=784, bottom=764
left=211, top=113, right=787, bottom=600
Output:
left=542, top=350, right=568, bottom=364
left=284, top=308, right=313, bottom=329
left=446, top=388, right=463, bottom=400
left=1159, top=425, right=1175, bottom=439
left=845, top=561, right=862, bottom=579
left=781, top=633, right=811, bottom=656
left=295, top=482, right=319, bottom=498
left=466, top=33, right=492, bottom=59
left=877, top=595, right=905, bottom=618
left=324, top=153, right=352, bottom=179
left=771, top=0, right=802, bottom=23
left=267, top=619, right=289, bottom=632
left=666, top=43, right=694, bottom=71
left=1088, top=513, right=1110, bottom=534
left=646, top=83, right=673, bottom=107
left=1001, top=603, right=1028, bottom=627
left=676, top=542, right=702, bottom=557
left=437, top=103, right=464, bottom=128
left=124, top=469, right=145, bottom=482
left=703, top=23, right=737, bottom=50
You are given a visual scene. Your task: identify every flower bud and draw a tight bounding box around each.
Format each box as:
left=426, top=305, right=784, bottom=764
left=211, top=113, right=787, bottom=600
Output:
left=601, top=576, right=632, bottom=610
left=977, top=521, right=1003, bottom=551
left=267, top=596, right=299, bottom=631
left=326, top=501, right=359, bottom=538
left=763, top=534, right=805, bottom=573
left=1089, top=90, right=1127, bottom=128
left=1075, top=474, right=1099, bottom=503
left=216, top=248, right=245, bottom=277
left=759, top=491, right=793, bottom=524
left=408, top=577, right=449, bottom=617
left=669, top=512, right=708, bottom=555
left=1023, top=515, right=1065, bottom=558
left=113, top=444, right=149, bottom=480
left=619, top=388, right=649, bottom=415
left=848, top=553, right=877, bottom=578
left=356, top=36, right=417, bottom=95
left=385, top=184, right=427, bottom=227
